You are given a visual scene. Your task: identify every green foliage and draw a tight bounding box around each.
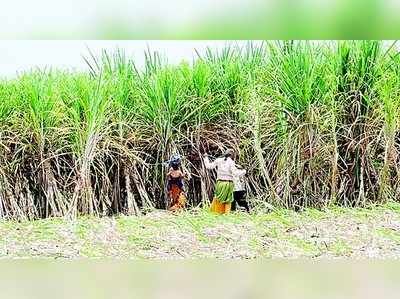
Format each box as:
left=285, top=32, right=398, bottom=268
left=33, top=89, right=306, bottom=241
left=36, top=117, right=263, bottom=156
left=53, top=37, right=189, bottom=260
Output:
left=0, top=41, right=399, bottom=219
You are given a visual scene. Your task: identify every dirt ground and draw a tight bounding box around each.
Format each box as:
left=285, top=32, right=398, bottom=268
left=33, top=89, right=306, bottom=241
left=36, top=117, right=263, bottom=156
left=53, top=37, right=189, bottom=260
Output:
left=1, top=203, right=400, bottom=259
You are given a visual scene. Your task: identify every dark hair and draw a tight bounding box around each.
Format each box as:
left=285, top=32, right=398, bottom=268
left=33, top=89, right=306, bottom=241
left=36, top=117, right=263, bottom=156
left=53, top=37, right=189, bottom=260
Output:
left=171, top=164, right=180, bottom=170
left=168, top=154, right=181, bottom=170
left=224, top=149, right=234, bottom=161
left=170, top=160, right=180, bottom=170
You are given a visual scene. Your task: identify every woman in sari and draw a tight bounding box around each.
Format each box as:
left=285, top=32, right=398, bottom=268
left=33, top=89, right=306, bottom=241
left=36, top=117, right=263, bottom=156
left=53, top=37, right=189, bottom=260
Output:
left=166, top=155, right=187, bottom=212
left=203, top=149, right=245, bottom=214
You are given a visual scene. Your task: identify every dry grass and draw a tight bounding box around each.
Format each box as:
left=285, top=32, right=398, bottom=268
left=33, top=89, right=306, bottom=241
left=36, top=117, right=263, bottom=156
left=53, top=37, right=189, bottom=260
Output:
left=1, top=202, right=400, bottom=259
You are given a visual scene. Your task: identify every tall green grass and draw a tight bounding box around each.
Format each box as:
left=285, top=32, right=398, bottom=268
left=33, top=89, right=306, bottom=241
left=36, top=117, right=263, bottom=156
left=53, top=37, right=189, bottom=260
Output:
left=0, top=41, right=399, bottom=220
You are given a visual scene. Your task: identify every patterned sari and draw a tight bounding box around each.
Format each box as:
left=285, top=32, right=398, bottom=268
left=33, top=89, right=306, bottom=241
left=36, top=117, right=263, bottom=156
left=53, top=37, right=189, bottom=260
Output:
left=167, top=177, right=186, bottom=212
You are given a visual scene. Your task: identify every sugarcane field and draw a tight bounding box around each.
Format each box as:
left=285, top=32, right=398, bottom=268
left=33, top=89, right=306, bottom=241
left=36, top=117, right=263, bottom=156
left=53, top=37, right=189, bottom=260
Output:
left=1, top=40, right=400, bottom=259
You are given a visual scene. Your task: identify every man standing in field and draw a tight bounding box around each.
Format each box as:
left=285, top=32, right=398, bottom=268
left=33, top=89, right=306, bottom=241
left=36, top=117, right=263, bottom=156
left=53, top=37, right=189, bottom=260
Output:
left=231, top=164, right=250, bottom=212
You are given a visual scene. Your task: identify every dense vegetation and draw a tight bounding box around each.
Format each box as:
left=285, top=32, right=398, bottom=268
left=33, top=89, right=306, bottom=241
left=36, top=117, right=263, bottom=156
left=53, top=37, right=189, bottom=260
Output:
left=0, top=41, right=399, bottom=220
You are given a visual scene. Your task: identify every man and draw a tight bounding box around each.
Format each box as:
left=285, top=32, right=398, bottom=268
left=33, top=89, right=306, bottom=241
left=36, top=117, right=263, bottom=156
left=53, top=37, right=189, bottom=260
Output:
left=232, top=164, right=250, bottom=212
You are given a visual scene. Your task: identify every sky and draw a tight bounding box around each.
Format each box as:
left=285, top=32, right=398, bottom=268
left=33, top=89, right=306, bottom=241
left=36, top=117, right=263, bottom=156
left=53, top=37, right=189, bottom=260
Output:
left=1, top=40, right=396, bottom=79
left=1, top=1, right=400, bottom=40
left=0, top=40, right=257, bottom=78
left=0, top=0, right=255, bottom=38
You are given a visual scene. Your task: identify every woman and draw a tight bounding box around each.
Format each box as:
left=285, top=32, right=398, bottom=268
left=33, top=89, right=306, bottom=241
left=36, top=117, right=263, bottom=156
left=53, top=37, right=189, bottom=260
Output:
left=166, top=156, right=187, bottom=212
left=203, top=149, right=245, bottom=214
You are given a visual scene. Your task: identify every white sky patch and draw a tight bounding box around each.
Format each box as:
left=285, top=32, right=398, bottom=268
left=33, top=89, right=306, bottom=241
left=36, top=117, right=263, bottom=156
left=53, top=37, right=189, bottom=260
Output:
left=0, top=40, right=260, bottom=78
left=0, top=40, right=395, bottom=79
left=0, top=0, right=94, bottom=37
left=0, top=0, right=261, bottom=38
